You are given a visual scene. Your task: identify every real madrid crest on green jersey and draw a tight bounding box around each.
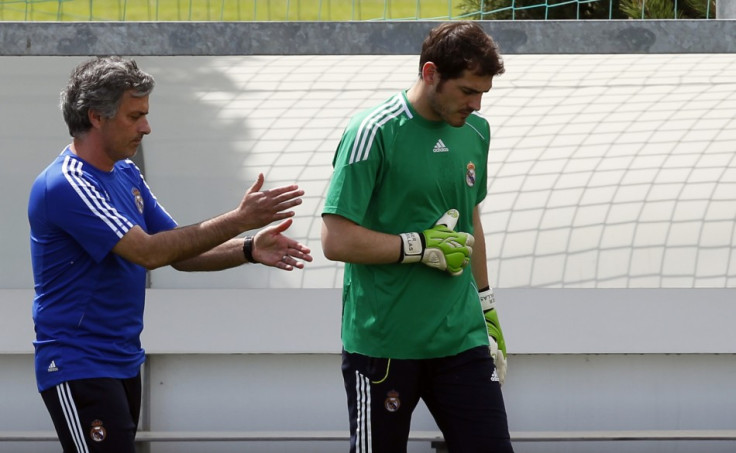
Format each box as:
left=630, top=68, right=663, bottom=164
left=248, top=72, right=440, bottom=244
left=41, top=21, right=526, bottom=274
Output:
left=466, top=161, right=476, bottom=187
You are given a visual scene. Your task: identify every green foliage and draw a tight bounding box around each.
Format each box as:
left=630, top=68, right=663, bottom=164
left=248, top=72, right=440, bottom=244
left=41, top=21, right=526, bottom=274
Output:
left=458, top=0, right=712, bottom=19
left=685, top=0, right=716, bottom=17
left=619, top=0, right=715, bottom=18
left=457, top=0, right=626, bottom=19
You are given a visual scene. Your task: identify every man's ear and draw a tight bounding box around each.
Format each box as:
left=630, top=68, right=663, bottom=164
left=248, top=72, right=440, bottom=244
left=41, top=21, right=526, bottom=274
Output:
left=88, top=109, right=103, bottom=128
left=421, top=62, right=439, bottom=85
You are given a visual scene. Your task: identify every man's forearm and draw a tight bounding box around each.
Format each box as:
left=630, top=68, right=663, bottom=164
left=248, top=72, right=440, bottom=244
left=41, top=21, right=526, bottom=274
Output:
left=321, top=215, right=403, bottom=264
left=171, top=237, right=246, bottom=272
left=114, top=211, right=244, bottom=270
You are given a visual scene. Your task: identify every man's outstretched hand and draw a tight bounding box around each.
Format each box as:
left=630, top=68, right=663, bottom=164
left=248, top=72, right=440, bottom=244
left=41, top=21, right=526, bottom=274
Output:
left=251, top=218, right=313, bottom=270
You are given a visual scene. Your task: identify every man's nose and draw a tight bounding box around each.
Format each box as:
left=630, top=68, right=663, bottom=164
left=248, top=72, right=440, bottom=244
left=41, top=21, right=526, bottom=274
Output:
left=469, top=94, right=482, bottom=112
left=140, top=118, right=151, bottom=135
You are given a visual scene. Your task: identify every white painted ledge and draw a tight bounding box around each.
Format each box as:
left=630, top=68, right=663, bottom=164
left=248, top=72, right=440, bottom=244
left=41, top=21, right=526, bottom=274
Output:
left=3, top=288, right=735, bottom=355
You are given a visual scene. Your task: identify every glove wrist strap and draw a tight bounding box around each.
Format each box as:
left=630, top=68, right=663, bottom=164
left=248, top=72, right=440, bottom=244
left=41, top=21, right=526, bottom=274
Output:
left=479, top=288, right=496, bottom=312
left=398, top=232, right=424, bottom=263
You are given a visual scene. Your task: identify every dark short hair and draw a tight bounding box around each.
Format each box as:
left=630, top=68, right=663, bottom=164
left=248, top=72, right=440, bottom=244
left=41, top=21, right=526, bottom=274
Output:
left=419, top=21, right=505, bottom=81
left=60, top=56, right=155, bottom=138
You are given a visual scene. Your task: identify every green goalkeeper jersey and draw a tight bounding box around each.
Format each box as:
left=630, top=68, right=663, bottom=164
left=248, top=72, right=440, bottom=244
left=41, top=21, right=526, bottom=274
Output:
left=323, top=91, right=491, bottom=359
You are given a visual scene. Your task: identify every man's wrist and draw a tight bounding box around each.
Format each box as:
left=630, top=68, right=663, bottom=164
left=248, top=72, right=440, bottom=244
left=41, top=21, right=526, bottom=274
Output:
left=398, top=232, right=424, bottom=263
left=479, top=287, right=496, bottom=312
left=243, top=236, right=257, bottom=263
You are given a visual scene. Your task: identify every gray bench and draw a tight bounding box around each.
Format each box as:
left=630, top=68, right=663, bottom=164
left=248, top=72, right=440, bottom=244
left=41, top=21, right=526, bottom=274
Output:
left=4, top=429, right=736, bottom=452
left=0, top=430, right=446, bottom=452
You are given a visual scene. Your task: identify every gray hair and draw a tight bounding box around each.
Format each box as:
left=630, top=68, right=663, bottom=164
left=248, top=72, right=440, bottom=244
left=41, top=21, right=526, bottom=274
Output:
left=60, top=56, right=155, bottom=138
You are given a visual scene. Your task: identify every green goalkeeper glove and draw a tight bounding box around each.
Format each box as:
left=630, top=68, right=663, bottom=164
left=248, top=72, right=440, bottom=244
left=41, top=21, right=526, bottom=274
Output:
left=399, top=209, right=474, bottom=277
left=480, top=287, right=507, bottom=385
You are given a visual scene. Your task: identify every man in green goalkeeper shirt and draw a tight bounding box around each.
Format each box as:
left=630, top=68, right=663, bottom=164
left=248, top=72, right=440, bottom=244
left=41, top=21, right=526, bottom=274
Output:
left=322, top=21, right=513, bottom=453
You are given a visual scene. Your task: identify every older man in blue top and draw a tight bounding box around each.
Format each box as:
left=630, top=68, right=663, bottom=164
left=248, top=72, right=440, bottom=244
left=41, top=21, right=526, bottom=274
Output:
left=28, top=56, right=312, bottom=453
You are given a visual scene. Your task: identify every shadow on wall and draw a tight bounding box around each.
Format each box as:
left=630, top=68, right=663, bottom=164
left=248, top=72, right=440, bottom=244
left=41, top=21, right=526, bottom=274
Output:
left=136, top=55, right=366, bottom=290
left=0, top=57, right=79, bottom=290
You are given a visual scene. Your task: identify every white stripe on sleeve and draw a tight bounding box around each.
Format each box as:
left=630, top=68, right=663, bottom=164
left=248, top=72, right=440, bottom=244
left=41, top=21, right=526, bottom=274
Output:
left=349, top=94, right=411, bottom=165
left=62, top=156, right=134, bottom=239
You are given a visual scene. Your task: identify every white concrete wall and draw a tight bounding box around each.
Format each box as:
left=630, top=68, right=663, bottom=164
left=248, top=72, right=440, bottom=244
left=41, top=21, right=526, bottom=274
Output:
left=4, top=288, right=736, bottom=453
left=1, top=55, right=735, bottom=453
left=718, top=0, right=736, bottom=18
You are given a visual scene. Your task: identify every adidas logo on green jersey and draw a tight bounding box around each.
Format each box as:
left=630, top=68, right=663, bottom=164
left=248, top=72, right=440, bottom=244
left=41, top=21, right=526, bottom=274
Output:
left=433, top=139, right=449, bottom=153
